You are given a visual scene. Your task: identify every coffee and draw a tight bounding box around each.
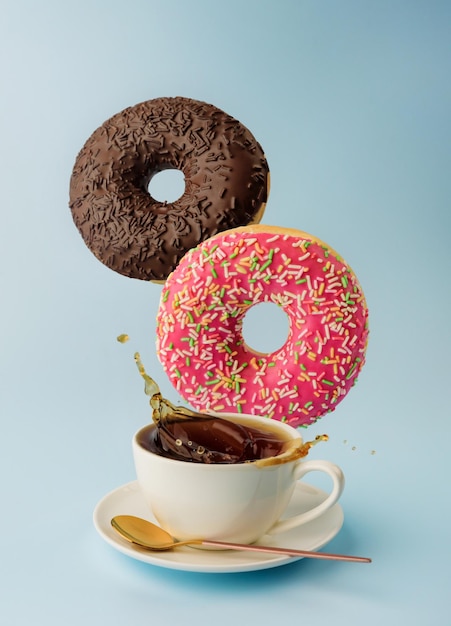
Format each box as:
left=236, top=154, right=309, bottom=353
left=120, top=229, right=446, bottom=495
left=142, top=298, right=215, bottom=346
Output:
left=136, top=413, right=292, bottom=464
left=132, top=351, right=327, bottom=466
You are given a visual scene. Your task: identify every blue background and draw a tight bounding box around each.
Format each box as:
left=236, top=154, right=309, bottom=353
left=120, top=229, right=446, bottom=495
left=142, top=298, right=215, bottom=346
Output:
left=1, top=1, right=450, bottom=624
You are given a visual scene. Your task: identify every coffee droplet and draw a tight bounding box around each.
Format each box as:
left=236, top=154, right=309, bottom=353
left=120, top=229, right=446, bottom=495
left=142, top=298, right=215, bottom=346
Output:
left=117, top=334, right=130, bottom=343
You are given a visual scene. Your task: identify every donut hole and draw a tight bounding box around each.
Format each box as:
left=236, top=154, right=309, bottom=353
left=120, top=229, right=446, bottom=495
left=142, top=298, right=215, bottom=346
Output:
left=242, top=302, right=290, bottom=355
left=147, top=169, right=185, bottom=203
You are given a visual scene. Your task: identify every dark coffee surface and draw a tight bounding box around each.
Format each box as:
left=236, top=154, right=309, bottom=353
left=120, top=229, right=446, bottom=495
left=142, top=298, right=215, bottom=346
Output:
left=137, top=414, right=290, bottom=464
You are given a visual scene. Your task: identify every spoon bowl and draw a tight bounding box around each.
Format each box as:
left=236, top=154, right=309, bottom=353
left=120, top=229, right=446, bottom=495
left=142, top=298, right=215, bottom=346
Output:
left=111, top=515, right=202, bottom=550
left=111, top=515, right=371, bottom=563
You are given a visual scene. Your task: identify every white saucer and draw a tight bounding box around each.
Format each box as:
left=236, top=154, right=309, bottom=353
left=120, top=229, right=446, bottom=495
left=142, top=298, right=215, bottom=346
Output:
left=93, top=481, right=344, bottom=574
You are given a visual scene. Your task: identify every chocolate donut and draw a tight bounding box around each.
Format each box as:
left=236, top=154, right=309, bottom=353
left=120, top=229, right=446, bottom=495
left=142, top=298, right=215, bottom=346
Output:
left=69, top=97, right=269, bottom=281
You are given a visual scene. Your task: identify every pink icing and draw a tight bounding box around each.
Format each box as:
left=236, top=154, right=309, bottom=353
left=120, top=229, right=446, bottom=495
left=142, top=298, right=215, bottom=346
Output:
left=156, top=228, right=369, bottom=427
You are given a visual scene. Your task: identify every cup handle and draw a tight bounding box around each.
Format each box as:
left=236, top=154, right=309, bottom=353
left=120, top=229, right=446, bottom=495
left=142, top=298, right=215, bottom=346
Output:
left=266, top=460, right=345, bottom=535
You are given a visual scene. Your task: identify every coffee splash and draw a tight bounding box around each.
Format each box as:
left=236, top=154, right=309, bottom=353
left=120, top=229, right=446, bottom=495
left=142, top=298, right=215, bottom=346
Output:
left=133, top=351, right=327, bottom=466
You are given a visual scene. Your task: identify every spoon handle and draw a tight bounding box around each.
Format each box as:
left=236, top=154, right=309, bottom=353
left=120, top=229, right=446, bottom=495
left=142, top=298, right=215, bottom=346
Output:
left=200, top=539, right=371, bottom=562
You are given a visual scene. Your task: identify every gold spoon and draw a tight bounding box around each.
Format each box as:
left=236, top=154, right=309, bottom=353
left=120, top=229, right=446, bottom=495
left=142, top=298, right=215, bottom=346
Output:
left=111, top=515, right=371, bottom=563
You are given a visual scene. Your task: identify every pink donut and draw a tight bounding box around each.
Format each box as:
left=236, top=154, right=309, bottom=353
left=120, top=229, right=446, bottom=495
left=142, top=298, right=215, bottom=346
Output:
left=156, top=225, right=369, bottom=427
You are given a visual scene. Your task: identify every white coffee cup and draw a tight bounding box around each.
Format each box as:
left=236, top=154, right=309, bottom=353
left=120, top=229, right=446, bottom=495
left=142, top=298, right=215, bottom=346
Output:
left=133, top=412, right=344, bottom=545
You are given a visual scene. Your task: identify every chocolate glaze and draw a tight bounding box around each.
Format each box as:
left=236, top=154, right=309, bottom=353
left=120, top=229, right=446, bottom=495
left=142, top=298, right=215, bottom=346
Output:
left=69, top=97, right=269, bottom=281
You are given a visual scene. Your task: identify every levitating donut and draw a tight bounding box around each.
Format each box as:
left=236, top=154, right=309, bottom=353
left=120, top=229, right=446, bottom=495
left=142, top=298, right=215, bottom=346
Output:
left=69, top=97, right=269, bottom=281
left=156, top=225, right=369, bottom=427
